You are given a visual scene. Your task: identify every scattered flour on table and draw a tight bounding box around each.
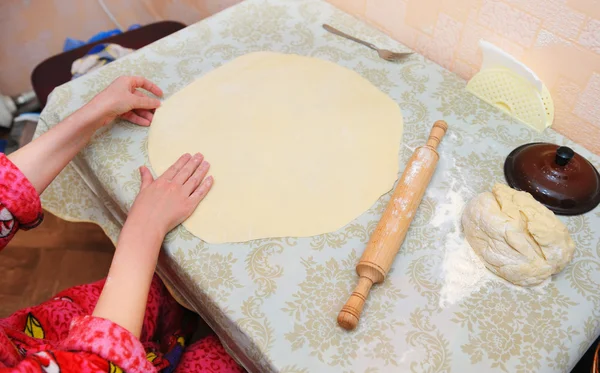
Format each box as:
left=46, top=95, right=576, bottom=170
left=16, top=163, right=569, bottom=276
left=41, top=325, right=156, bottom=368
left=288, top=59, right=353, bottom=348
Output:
left=428, top=184, right=491, bottom=308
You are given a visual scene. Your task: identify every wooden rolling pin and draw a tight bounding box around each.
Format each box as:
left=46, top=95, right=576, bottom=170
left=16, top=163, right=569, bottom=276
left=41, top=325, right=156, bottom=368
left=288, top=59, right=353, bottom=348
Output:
left=337, top=120, right=448, bottom=330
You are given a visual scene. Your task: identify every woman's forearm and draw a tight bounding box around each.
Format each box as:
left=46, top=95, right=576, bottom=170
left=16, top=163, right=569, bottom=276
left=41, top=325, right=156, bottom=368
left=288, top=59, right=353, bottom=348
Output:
left=8, top=76, right=162, bottom=196
left=92, top=220, right=164, bottom=338
left=8, top=103, right=104, bottom=195
left=92, top=153, right=213, bottom=337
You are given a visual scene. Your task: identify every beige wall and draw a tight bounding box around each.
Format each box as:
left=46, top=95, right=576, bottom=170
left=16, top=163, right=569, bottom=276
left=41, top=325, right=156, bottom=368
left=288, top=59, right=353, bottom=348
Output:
left=2, top=0, right=599, bottom=153
left=0, top=0, right=242, bottom=96
left=327, top=0, right=600, bottom=154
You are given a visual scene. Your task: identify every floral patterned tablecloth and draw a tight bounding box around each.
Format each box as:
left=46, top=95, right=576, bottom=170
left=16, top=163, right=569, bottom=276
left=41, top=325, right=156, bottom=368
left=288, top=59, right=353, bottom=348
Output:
left=34, top=0, right=600, bottom=372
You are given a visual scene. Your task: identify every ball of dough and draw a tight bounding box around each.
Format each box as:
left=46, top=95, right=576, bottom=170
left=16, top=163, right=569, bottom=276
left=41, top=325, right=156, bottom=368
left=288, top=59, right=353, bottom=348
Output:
left=461, top=184, right=575, bottom=287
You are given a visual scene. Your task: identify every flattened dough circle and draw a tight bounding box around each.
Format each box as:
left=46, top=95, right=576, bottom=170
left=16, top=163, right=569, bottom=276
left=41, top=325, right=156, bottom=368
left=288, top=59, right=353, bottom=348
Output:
left=148, top=52, right=403, bottom=243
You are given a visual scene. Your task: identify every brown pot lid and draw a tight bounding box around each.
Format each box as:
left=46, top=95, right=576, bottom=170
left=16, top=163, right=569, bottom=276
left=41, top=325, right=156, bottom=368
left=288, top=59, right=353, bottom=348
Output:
left=504, top=142, right=600, bottom=215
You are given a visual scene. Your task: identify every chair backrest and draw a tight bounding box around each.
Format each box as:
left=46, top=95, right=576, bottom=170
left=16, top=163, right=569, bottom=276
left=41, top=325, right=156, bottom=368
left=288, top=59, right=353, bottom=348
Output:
left=30, top=21, right=185, bottom=109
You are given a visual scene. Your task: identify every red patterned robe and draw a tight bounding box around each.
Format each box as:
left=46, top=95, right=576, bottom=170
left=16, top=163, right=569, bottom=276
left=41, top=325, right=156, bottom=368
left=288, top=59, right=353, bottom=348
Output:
left=0, top=154, right=244, bottom=373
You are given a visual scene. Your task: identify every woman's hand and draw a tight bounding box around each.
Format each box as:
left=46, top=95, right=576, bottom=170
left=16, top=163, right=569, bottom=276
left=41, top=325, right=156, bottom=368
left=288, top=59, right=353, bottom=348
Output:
left=93, top=154, right=213, bottom=336
left=8, top=76, right=164, bottom=195
left=128, top=153, right=214, bottom=239
left=87, top=76, right=163, bottom=127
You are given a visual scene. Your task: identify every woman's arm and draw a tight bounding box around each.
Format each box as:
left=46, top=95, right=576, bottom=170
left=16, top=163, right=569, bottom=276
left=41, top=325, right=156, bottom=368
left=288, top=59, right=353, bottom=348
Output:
left=93, top=154, right=213, bottom=337
left=8, top=76, right=162, bottom=195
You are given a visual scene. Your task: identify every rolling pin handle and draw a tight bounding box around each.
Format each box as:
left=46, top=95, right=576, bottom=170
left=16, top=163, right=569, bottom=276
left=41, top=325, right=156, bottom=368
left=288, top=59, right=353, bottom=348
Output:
left=426, top=120, right=448, bottom=149
left=337, top=276, right=373, bottom=330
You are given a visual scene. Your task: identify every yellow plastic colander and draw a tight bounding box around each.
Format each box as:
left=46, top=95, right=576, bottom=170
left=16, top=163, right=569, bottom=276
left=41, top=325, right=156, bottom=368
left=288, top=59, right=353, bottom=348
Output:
left=466, top=67, right=554, bottom=132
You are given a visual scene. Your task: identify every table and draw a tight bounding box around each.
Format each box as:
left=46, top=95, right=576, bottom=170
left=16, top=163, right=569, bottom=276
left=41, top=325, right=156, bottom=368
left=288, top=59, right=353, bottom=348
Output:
left=34, top=0, right=600, bottom=372
left=31, top=21, right=185, bottom=108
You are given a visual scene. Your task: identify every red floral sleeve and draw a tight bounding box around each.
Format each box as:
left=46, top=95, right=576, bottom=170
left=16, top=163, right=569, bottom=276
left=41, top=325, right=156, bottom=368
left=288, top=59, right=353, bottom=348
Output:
left=60, top=316, right=155, bottom=372
left=0, top=279, right=161, bottom=373
left=0, top=316, right=155, bottom=372
left=0, top=154, right=43, bottom=249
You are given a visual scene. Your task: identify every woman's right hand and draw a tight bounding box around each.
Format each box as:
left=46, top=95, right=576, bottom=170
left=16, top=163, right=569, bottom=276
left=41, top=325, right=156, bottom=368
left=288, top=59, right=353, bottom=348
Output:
left=87, top=76, right=163, bottom=128
left=128, top=153, right=213, bottom=238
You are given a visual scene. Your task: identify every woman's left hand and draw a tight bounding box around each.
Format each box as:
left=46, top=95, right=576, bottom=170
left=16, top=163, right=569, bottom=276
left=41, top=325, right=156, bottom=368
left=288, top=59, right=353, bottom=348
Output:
left=127, top=153, right=213, bottom=239
left=94, top=153, right=212, bottom=337
left=87, top=76, right=164, bottom=127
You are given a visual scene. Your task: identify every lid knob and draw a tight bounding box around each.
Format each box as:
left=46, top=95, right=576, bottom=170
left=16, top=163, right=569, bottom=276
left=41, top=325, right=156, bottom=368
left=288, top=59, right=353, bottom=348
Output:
left=555, top=146, right=574, bottom=166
